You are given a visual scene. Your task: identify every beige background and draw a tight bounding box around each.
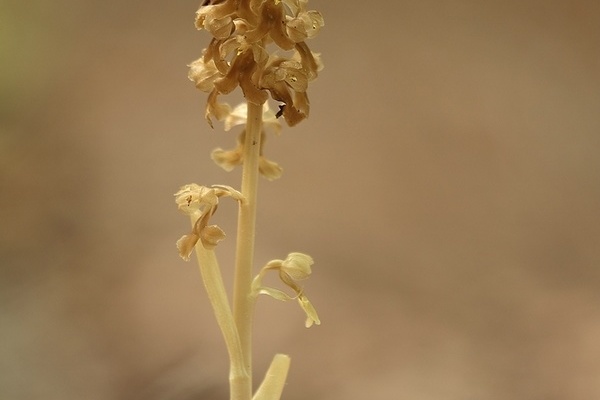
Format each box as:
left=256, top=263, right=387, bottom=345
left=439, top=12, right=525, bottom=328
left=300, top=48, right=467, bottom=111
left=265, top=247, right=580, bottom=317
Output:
left=2, top=1, right=600, bottom=399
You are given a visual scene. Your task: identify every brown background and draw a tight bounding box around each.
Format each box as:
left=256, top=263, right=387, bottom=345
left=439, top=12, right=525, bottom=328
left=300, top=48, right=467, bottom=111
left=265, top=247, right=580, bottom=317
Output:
left=2, top=1, right=600, bottom=399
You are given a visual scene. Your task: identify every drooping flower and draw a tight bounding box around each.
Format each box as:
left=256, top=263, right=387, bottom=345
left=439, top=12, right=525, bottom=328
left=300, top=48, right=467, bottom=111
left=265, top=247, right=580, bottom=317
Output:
left=252, top=252, right=320, bottom=327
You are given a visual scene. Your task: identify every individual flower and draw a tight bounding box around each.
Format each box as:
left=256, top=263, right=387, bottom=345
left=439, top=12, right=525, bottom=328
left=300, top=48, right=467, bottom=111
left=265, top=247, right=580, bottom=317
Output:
left=212, top=131, right=283, bottom=180
left=283, top=0, right=325, bottom=42
left=188, top=56, right=222, bottom=92
left=174, top=184, right=244, bottom=259
left=224, top=102, right=281, bottom=135
left=195, top=0, right=237, bottom=37
left=211, top=102, right=283, bottom=180
left=252, top=252, right=320, bottom=327
left=260, top=46, right=322, bottom=126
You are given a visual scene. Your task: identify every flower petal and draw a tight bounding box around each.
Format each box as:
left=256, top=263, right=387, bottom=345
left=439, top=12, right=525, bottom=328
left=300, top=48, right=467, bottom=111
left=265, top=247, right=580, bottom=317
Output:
left=176, top=233, right=200, bottom=261
left=212, top=184, right=245, bottom=202
left=298, top=294, right=320, bottom=327
left=281, top=252, right=313, bottom=280
left=188, top=57, right=221, bottom=92
left=206, top=16, right=234, bottom=39
left=200, top=224, right=226, bottom=249
left=286, top=18, right=308, bottom=43
left=224, top=103, right=249, bottom=131
left=259, top=156, right=283, bottom=181
left=211, top=147, right=243, bottom=171
left=206, top=89, right=232, bottom=128
left=258, top=286, right=294, bottom=302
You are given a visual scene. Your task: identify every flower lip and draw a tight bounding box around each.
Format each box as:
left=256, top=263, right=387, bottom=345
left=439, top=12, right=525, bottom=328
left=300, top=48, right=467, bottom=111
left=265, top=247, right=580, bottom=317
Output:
left=298, top=294, right=320, bottom=327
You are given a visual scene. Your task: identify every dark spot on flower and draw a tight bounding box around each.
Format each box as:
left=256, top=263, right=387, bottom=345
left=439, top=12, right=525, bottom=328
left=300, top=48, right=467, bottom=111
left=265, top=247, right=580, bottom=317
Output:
left=276, top=104, right=285, bottom=118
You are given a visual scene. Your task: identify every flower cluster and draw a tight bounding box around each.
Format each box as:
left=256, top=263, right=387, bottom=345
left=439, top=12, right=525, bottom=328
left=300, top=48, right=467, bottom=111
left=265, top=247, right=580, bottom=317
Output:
left=252, top=252, right=320, bottom=327
left=188, top=0, right=324, bottom=128
left=174, top=184, right=244, bottom=259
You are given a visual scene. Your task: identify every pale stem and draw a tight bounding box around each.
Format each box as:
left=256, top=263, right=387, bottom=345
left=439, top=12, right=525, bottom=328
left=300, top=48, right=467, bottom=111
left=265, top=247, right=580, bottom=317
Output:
left=192, top=241, right=251, bottom=400
left=252, top=354, right=291, bottom=400
left=233, top=101, right=263, bottom=391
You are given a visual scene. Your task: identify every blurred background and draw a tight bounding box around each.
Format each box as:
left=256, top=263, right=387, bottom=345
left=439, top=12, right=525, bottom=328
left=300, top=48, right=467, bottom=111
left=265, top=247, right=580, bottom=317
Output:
left=2, top=1, right=600, bottom=399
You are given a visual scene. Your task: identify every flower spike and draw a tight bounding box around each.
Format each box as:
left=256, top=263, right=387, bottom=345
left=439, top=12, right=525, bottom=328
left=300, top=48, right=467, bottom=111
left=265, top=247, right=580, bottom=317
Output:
left=180, top=0, right=324, bottom=398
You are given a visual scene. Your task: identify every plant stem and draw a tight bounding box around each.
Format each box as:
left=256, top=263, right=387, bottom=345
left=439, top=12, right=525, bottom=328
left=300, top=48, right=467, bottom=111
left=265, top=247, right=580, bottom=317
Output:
left=193, top=238, right=250, bottom=400
left=233, top=101, right=263, bottom=395
left=252, top=354, right=291, bottom=400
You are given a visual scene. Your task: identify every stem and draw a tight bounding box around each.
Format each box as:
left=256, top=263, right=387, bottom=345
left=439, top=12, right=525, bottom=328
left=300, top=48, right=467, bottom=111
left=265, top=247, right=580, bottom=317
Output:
left=193, top=241, right=251, bottom=400
left=253, top=354, right=291, bottom=400
left=233, top=102, right=263, bottom=388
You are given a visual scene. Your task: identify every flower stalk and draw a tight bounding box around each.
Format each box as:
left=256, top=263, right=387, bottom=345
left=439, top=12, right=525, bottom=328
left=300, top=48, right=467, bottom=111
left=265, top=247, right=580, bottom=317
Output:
left=233, top=101, right=263, bottom=375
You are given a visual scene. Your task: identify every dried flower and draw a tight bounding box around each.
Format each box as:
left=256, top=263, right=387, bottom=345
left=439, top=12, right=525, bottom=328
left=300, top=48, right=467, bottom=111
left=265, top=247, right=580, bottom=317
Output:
left=189, top=0, right=324, bottom=128
left=284, top=0, right=325, bottom=42
left=188, top=56, right=221, bottom=92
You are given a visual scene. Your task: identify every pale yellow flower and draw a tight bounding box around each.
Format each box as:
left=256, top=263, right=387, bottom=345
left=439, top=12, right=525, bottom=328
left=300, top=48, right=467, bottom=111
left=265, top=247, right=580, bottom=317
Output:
left=211, top=102, right=283, bottom=180
left=252, top=252, right=320, bottom=328
left=174, top=184, right=244, bottom=259
left=224, top=102, right=281, bottom=135
left=175, top=183, right=219, bottom=215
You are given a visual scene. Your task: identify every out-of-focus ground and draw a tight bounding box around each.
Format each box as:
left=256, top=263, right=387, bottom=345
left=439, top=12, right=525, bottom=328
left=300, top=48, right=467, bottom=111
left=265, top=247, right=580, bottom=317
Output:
left=2, top=1, right=600, bottom=399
